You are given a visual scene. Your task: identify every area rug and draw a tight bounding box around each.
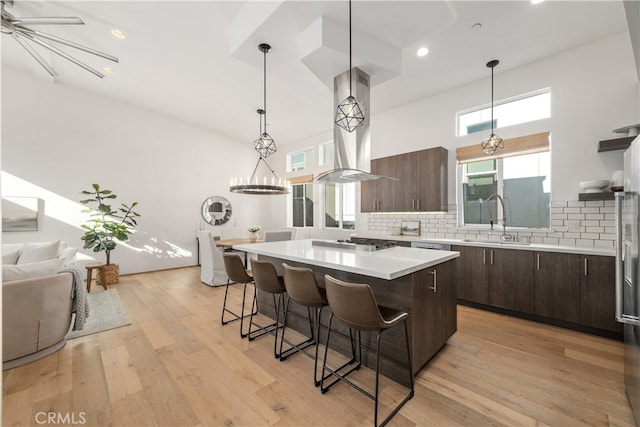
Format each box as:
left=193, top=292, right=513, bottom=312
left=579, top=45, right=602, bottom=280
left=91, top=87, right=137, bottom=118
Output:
left=66, top=289, right=131, bottom=339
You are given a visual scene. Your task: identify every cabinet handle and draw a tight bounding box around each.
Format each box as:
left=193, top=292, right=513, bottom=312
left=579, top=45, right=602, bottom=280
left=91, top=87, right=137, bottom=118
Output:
left=584, top=258, right=588, bottom=276
left=412, top=199, right=415, bottom=210
left=429, top=270, right=437, bottom=292
left=483, top=249, right=486, bottom=265
left=490, top=250, right=494, bottom=265
left=417, top=199, right=420, bottom=210
left=537, top=253, right=540, bottom=270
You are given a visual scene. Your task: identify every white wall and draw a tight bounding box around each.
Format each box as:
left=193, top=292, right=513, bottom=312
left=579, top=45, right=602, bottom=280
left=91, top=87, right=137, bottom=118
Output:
left=372, top=32, right=638, bottom=202
left=277, top=32, right=639, bottom=232
left=1, top=66, right=273, bottom=275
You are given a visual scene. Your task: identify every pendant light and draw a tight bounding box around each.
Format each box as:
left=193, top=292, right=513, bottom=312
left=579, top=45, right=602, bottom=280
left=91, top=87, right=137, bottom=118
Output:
left=335, top=0, right=365, bottom=133
left=229, top=98, right=289, bottom=195
left=254, top=43, right=277, bottom=158
left=481, top=59, right=504, bottom=155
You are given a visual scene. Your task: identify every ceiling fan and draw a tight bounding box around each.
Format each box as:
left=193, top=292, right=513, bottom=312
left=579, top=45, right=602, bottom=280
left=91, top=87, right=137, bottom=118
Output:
left=1, top=0, right=118, bottom=78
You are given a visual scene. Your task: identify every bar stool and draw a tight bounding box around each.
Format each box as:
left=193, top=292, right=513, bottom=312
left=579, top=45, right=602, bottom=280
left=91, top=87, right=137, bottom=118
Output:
left=321, top=275, right=414, bottom=427
left=281, top=263, right=329, bottom=386
left=222, top=253, right=257, bottom=338
left=247, top=259, right=289, bottom=357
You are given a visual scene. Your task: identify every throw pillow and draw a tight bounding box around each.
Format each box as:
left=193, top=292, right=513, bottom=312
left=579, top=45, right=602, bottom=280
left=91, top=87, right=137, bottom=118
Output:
left=57, top=247, right=78, bottom=267
left=2, top=258, right=66, bottom=282
left=2, top=249, right=20, bottom=265
left=16, top=241, right=60, bottom=264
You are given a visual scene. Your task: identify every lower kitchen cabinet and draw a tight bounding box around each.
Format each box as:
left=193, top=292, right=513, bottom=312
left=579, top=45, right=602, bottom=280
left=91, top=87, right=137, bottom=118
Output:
left=453, top=245, right=534, bottom=313
left=488, top=247, right=534, bottom=313
left=453, top=245, right=489, bottom=304
left=533, top=252, right=581, bottom=323
left=414, top=261, right=456, bottom=362
left=453, top=245, right=621, bottom=337
left=581, top=255, right=619, bottom=332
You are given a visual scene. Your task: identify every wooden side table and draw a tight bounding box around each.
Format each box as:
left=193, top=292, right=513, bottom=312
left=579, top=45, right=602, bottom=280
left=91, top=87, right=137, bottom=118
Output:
left=85, top=262, right=106, bottom=292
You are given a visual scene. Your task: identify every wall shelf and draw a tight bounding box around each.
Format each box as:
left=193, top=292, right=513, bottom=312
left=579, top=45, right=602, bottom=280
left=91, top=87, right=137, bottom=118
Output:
left=578, top=192, right=614, bottom=201
left=597, top=136, right=634, bottom=152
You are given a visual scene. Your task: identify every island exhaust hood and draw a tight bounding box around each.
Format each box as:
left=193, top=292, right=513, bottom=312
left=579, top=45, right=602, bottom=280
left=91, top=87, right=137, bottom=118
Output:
left=315, top=67, right=396, bottom=183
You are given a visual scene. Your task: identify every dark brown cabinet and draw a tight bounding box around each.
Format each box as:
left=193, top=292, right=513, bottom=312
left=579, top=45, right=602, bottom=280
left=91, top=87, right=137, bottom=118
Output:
left=453, top=245, right=534, bottom=313
left=488, top=248, right=535, bottom=313
left=413, top=261, right=456, bottom=364
left=580, top=255, right=619, bottom=332
left=452, top=245, right=489, bottom=304
left=533, top=252, right=581, bottom=323
left=360, top=147, right=447, bottom=212
left=361, top=157, right=396, bottom=212
left=453, top=244, right=621, bottom=336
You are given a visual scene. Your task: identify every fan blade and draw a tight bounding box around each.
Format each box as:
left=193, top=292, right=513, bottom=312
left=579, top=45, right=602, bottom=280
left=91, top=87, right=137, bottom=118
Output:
left=19, top=31, right=104, bottom=78
left=15, top=26, right=118, bottom=63
left=10, top=16, right=84, bottom=25
left=10, top=32, right=58, bottom=77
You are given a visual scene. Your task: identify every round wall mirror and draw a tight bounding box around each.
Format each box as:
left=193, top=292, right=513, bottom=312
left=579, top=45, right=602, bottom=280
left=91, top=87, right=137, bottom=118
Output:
left=201, top=196, right=232, bottom=226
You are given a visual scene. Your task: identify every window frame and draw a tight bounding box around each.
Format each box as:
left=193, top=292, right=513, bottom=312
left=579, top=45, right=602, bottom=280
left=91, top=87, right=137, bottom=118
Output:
left=456, top=132, right=551, bottom=230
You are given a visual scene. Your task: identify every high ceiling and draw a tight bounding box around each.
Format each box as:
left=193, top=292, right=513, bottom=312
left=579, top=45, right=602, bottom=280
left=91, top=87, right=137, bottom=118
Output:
left=1, top=1, right=630, bottom=147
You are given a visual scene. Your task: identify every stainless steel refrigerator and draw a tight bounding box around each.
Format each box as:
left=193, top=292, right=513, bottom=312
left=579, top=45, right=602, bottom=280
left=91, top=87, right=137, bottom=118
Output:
left=616, top=135, right=640, bottom=426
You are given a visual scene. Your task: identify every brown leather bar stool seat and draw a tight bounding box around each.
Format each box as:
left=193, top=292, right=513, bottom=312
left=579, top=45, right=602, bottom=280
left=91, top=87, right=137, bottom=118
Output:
left=222, top=253, right=257, bottom=338
left=281, top=263, right=329, bottom=386
left=321, top=275, right=414, bottom=427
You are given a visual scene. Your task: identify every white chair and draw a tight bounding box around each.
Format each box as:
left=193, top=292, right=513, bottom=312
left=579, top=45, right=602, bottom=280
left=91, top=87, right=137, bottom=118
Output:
left=197, top=231, right=227, bottom=286
left=263, top=229, right=295, bottom=242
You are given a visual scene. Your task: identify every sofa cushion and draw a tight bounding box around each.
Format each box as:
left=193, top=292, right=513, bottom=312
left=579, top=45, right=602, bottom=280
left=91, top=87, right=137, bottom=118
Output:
left=17, top=241, right=60, bottom=264
left=2, top=250, right=20, bottom=265
left=57, top=247, right=78, bottom=267
left=3, top=259, right=66, bottom=282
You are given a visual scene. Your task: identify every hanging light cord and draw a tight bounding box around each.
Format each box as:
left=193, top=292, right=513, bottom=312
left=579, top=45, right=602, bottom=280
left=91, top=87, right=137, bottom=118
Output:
left=490, top=64, right=494, bottom=134
left=348, top=0, right=353, bottom=96
left=263, top=47, right=267, bottom=135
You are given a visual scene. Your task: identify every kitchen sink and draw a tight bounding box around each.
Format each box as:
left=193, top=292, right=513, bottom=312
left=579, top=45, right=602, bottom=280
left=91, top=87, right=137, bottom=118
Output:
left=461, top=239, right=530, bottom=246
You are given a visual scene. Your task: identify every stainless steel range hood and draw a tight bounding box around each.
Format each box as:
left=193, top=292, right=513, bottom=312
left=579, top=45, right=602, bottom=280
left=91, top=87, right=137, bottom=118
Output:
left=315, top=67, right=396, bottom=183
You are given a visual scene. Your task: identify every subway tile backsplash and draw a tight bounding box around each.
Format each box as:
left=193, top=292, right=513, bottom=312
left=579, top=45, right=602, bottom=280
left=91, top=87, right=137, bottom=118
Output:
left=365, top=199, right=615, bottom=249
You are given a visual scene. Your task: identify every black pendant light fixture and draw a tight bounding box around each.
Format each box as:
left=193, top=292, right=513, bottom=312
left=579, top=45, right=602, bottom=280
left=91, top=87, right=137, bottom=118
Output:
left=229, top=64, right=288, bottom=195
left=335, top=0, right=365, bottom=133
left=254, top=43, right=277, bottom=158
left=481, top=59, right=503, bottom=155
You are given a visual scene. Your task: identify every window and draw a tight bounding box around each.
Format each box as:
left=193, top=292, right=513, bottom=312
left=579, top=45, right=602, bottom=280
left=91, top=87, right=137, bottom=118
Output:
left=286, top=148, right=314, bottom=172
left=292, top=183, right=314, bottom=227
left=457, top=132, right=551, bottom=229
left=319, top=141, right=334, bottom=167
left=457, top=89, right=550, bottom=137
left=324, top=182, right=355, bottom=230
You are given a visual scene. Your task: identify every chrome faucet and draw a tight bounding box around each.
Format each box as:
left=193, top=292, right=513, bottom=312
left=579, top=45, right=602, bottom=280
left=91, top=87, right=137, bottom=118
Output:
left=486, top=193, right=511, bottom=240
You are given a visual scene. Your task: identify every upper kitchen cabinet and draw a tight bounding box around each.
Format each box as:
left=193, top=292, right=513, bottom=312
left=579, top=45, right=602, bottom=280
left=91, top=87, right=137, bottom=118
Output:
left=361, top=147, right=448, bottom=212
left=361, top=156, right=396, bottom=212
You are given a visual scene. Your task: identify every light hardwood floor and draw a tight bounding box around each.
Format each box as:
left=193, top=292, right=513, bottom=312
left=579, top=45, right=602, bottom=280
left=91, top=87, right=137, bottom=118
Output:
left=2, top=267, right=636, bottom=427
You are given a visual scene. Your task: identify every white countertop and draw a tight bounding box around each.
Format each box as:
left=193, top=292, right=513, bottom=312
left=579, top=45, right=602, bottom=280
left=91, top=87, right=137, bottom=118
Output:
left=233, top=239, right=459, bottom=280
left=351, top=233, right=615, bottom=257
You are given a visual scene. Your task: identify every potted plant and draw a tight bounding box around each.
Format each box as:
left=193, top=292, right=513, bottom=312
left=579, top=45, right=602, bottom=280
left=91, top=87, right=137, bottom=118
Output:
left=80, top=184, right=140, bottom=286
left=248, top=225, right=261, bottom=242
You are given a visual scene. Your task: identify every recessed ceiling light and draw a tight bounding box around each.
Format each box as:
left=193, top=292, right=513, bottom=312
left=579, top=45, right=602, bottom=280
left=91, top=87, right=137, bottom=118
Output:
left=110, top=28, right=126, bottom=39
left=102, top=66, right=116, bottom=74
left=471, top=23, right=482, bottom=30
left=416, top=47, right=429, bottom=57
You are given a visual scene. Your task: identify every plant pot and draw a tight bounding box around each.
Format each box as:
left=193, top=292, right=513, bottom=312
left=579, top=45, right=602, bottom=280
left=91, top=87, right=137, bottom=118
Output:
left=97, top=263, right=120, bottom=287
left=249, top=232, right=258, bottom=242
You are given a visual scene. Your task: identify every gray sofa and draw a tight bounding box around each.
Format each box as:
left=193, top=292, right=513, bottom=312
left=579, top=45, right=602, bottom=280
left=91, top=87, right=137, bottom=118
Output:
left=2, top=272, right=74, bottom=370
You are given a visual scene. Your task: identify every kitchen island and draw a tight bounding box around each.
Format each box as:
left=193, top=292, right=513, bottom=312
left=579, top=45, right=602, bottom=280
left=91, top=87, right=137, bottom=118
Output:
left=233, top=239, right=460, bottom=385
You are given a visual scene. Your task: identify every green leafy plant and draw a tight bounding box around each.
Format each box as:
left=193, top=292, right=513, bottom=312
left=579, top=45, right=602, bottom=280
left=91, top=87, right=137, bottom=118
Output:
left=80, top=184, right=140, bottom=265
left=248, top=225, right=261, bottom=233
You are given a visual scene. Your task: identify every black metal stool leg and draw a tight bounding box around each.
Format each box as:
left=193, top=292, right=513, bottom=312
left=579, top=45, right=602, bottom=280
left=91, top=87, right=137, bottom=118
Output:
left=279, top=300, right=317, bottom=362
left=320, top=314, right=361, bottom=394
